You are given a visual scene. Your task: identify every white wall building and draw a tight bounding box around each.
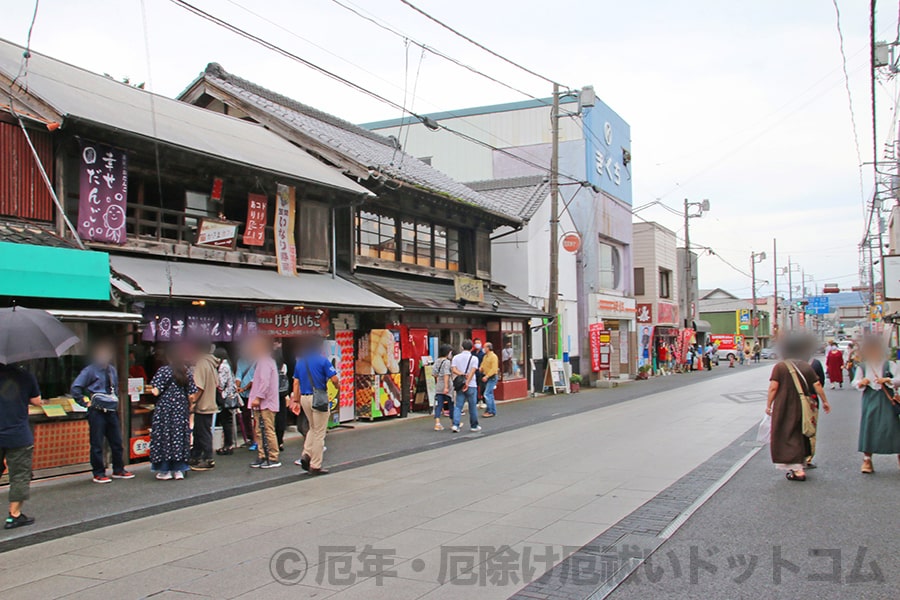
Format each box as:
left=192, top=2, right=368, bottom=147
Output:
left=366, top=96, right=635, bottom=378
left=633, top=223, right=680, bottom=367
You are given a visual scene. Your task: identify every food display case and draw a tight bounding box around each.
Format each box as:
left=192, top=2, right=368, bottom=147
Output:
left=355, top=329, right=402, bottom=420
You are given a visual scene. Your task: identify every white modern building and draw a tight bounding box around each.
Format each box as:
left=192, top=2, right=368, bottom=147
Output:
left=365, top=95, right=635, bottom=378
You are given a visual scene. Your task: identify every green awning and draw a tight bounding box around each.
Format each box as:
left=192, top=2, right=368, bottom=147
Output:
left=0, top=241, right=110, bottom=301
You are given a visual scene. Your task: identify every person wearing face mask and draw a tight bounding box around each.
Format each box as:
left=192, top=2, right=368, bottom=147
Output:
left=71, top=340, right=134, bottom=484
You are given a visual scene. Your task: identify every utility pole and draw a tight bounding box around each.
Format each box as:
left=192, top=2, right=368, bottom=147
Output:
left=682, top=198, right=710, bottom=330
left=787, top=256, right=794, bottom=329
left=773, top=238, right=778, bottom=338
left=683, top=198, right=691, bottom=330
left=751, top=251, right=766, bottom=342
left=547, top=84, right=560, bottom=360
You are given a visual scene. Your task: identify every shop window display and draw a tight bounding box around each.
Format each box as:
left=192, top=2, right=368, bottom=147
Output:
left=501, top=320, right=525, bottom=380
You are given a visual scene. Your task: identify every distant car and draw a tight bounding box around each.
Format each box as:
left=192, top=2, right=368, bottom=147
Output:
left=760, top=347, right=778, bottom=359
left=837, top=340, right=852, bottom=353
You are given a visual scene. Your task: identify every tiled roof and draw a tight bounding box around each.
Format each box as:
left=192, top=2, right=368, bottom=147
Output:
left=466, top=176, right=549, bottom=221
left=0, top=218, right=75, bottom=248
left=194, top=64, right=517, bottom=222
left=348, top=270, right=544, bottom=318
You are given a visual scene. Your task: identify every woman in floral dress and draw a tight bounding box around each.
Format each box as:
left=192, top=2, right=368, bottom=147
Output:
left=148, top=349, right=197, bottom=480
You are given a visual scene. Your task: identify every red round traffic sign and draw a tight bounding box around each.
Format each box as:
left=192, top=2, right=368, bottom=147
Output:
left=562, top=232, right=582, bottom=253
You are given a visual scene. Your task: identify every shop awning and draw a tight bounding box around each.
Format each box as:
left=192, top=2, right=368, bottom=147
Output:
left=48, top=310, right=143, bottom=324
left=109, top=256, right=400, bottom=311
left=0, top=241, right=110, bottom=301
left=348, top=271, right=545, bottom=318
left=693, top=319, right=712, bottom=333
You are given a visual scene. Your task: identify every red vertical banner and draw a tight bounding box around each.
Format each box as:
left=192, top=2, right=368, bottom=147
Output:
left=589, top=323, right=604, bottom=372
left=243, top=193, right=267, bottom=246
left=210, top=177, right=224, bottom=202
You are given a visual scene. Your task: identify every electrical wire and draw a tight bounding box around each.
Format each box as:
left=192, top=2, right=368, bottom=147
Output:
left=9, top=0, right=39, bottom=91
left=832, top=0, right=868, bottom=220
left=167, top=0, right=585, bottom=183
left=329, top=0, right=554, bottom=106
left=398, top=0, right=564, bottom=88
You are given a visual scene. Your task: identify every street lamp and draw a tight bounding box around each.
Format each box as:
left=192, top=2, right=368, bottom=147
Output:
left=682, top=198, right=710, bottom=329
left=751, top=251, right=767, bottom=342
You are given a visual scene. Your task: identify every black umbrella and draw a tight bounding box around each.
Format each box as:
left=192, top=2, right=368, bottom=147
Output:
left=0, top=306, right=81, bottom=364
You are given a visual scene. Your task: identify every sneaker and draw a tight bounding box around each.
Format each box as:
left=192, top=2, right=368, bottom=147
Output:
left=471, top=426, right=482, bottom=432
left=187, top=458, right=200, bottom=467
left=294, top=455, right=310, bottom=471
left=451, top=425, right=459, bottom=433
left=112, top=470, right=135, bottom=479
left=173, top=471, right=185, bottom=480
left=4, top=513, right=34, bottom=529
left=190, top=459, right=215, bottom=471
left=248, top=443, right=258, bottom=451
left=92, top=475, right=112, bottom=484
left=261, top=461, right=282, bottom=469
left=156, top=471, right=173, bottom=480
left=249, top=459, right=266, bottom=468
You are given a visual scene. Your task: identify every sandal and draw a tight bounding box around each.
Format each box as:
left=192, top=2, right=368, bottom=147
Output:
left=861, top=458, right=874, bottom=474
left=785, top=470, right=806, bottom=482
left=215, top=447, right=234, bottom=456
left=805, top=462, right=817, bottom=469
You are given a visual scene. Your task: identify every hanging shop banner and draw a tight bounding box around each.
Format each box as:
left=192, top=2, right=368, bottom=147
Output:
left=243, top=193, right=267, bottom=246
left=334, top=330, right=356, bottom=422
left=599, top=330, right=612, bottom=370
left=141, top=306, right=255, bottom=343
left=589, top=322, right=605, bottom=372
left=255, top=306, right=329, bottom=337
left=195, top=218, right=239, bottom=249
left=678, top=329, right=695, bottom=365
left=78, top=141, right=128, bottom=244
left=275, top=184, right=297, bottom=275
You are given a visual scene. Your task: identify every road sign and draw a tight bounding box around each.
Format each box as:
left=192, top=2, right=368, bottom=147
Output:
left=807, top=296, right=829, bottom=315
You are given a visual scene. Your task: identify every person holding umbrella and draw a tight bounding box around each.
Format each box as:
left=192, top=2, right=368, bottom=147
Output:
left=0, top=306, right=82, bottom=529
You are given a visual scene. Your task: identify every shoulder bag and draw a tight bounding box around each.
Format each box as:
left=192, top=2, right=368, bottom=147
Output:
left=878, top=363, right=900, bottom=417
left=452, top=355, right=473, bottom=392
left=304, top=357, right=330, bottom=412
left=785, top=361, right=817, bottom=437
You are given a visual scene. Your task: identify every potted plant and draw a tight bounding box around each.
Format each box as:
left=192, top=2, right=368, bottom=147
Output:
left=569, top=373, right=582, bottom=393
left=637, top=365, right=651, bottom=380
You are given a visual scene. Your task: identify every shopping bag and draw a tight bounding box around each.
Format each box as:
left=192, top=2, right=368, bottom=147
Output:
left=756, top=414, right=772, bottom=444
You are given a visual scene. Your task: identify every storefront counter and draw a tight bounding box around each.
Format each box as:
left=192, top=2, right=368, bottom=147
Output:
left=27, top=402, right=90, bottom=477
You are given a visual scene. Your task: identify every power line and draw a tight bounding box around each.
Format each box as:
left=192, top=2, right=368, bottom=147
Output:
left=329, top=0, right=551, bottom=104
left=9, top=0, right=39, bottom=91
left=167, top=0, right=584, bottom=183
left=832, top=0, right=868, bottom=219
left=398, top=0, right=564, bottom=88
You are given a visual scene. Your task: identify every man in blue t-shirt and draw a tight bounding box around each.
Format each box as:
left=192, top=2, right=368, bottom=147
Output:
left=0, top=363, right=42, bottom=529
left=291, top=336, right=338, bottom=475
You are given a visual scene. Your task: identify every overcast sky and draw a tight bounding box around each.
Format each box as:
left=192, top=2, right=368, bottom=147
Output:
left=2, top=0, right=894, bottom=298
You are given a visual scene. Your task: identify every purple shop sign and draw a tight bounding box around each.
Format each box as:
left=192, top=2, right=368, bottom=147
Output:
left=78, top=141, right=128, bottom=244
left=142, top=306, right=253, bottom=343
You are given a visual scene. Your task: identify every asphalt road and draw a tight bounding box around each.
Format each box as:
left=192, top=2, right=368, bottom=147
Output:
left=1, top=363, right=763, bottom=551
left=606, top=378, right=900, bottom=600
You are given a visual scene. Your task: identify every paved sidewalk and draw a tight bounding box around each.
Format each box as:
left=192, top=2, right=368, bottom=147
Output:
left=605, top=381, right=900, bottom=599
left=0, top=367, right=766, bottom=599
left=0, top=364, right=756, bottom=549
